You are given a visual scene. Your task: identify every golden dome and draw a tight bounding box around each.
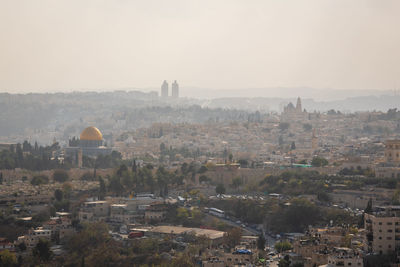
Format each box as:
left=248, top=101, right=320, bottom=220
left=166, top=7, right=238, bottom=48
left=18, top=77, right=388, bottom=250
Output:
left=80, top=126, right=103, bottom=141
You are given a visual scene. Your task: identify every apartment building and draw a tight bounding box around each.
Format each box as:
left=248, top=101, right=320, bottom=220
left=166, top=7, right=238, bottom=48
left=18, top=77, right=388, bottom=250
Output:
left=78, top=200, right=110, bottom=222
left=18, top=227, right=51, bottom=248
left=365, top=206, right=400, bottom=254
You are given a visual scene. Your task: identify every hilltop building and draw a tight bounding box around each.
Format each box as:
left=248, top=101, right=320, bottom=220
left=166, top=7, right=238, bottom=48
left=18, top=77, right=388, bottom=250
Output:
left=171, top=80, right=179, bottom=98
left=161, top=80, right=169, bottom=98
left=64, top=127, right=112, bottom=163
left=281, top=97, right=308, bottom=122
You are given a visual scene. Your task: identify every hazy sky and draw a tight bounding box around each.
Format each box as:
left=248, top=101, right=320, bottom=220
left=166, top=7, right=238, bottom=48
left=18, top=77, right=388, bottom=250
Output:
left=1, top=0, right=399, bottom=93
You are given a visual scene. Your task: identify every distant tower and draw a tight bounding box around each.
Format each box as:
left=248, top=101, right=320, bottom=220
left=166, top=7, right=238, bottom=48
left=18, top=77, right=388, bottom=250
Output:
left=161, top=80, right=169, bottom=97
left=296, top=97, right=302, bottom=112
left=172, top=80, right=179, bottom=98
left=312, top=129, right=318, bottom=150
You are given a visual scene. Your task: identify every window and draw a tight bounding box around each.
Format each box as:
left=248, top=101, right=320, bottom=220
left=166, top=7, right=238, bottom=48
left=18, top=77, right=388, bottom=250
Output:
left=387, top=237, right=392, bottom=240
left=379, top=222, right=382, bottom=225
left=387, top=222, right=393, bottom=225
left=388, top=229, right=393, bottom=232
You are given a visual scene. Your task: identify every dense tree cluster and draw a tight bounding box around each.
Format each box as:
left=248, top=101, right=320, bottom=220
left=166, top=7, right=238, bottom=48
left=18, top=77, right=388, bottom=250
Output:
left=103, top=164, right=187, bottom=197
left=0, top=141, right=63, bottom=170
left=339, top=167, right=375, bottom=177
left=311, top=156, right=329, bottom=167
left=259, top=171, right=328, bottom=196
left=209, top=198, right=357, bottom=234
left=159, top=143, right=207, bottom=162
left=81, top=151, right=123, bottom=169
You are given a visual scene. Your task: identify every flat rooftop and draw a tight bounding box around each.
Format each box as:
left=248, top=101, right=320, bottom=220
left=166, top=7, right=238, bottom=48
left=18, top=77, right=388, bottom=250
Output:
left=134, top=225, right=225, bottom=240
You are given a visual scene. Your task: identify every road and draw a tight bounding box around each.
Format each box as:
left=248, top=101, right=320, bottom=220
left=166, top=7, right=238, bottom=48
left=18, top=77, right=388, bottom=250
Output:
left=204, top=212, right=261, bottom=235
left=204, top=212, right=277, bottom=247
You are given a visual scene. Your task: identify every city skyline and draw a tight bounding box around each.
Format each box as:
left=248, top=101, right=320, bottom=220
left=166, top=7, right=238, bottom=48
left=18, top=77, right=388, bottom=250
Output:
left=1, top=0, right=400, bottom=93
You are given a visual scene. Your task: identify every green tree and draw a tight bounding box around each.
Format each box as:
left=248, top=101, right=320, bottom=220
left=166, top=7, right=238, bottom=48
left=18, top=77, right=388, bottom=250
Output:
left=17, top=242, right=27, bottom=251
left=278, top=255, right=291, bottom=267
left=216, top=184, right=226, bottom=195
left=199, top=175, right=210, bottom=184
left=291, top=141, right=296, bottom=150
left=311, top=156, right=328, bottom=167
left=231, top=177, right=243, bottom=190
left=171, top=253, right=195, bottom=267
left=116, top=164, right=128, bottom=177
left=81, top=172, right=95, bottom=181
left=317, top=192, right=331, bottom=203
left=257, top=234, right=266, bottom=250
left=224, top=227, right=242, bottom=248
left=54, top=189, right=63, bottom=202
left=198, top=165, right=208, bottom=174
left=31, top=175, right=49, bottom=185
left=177, top=207, right=190, bottom=222
left=53, top=169, right=69, bottom=183
left=33, top=239, right=52, bottom=262
left=275, top=241, right=292, bottom=253
left=297, top=159, right=307, bottom=164
left=365, top=198, right=373, bottom=214
left=108, top=176, right=123, bottom=196
left=132, top=160, right=137, bottom=174
left=98, top=176, right=106, bottom=200
left=0, top=249, right=17, bottom=266
left=238, top=159, right=248, bottom=168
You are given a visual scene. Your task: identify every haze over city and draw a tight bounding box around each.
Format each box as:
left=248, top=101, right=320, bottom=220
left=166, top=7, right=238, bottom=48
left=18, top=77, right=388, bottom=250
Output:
left=1, top=0, right=400, bottom=96
left=3, top=2, right=400, bottom=267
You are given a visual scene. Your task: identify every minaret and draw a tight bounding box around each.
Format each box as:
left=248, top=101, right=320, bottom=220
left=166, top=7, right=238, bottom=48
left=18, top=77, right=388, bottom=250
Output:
left=161, top=80, right=169, bottom=97
left=296, top=97, right=302, bottom=113
left=171, top=80, right=179, bottom=98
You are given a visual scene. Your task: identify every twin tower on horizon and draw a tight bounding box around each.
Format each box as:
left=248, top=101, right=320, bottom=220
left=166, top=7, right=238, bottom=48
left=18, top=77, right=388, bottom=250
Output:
left=161, top=80, right=179, bottom=98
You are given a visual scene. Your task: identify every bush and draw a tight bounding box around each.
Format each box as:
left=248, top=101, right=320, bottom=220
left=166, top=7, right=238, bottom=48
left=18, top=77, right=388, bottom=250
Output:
left=53, top=169, right=69, bottom=183
left=31, top=175, right=49, bottom=185
left=216, top=184, right=226, bottom=195
left=80, top=172, right=95, bottom=181
left=274, top=241, right=292, bottom=253
left=311, top=157, right=328, bottom=167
